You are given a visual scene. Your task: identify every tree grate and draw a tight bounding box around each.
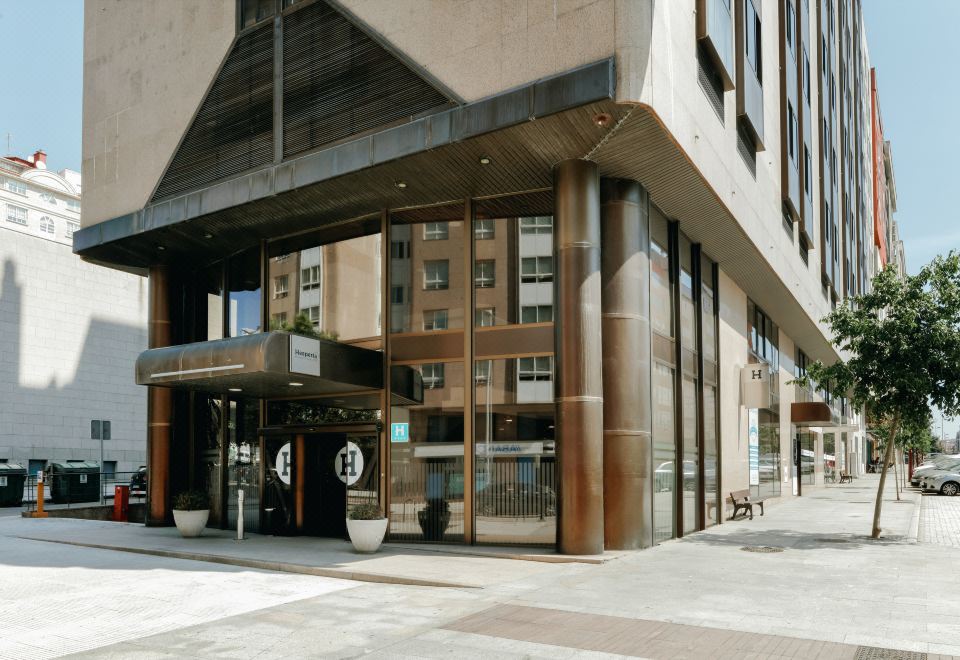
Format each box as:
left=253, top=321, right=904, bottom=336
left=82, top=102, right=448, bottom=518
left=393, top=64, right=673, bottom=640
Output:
left=854, top=645, right=927, bottom=660
left=739, top=546, right=784, bottom=553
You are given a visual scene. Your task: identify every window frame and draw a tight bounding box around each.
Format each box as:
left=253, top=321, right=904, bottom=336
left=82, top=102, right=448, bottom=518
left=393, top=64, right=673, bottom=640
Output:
left=423, top=259, right=450, bottom=290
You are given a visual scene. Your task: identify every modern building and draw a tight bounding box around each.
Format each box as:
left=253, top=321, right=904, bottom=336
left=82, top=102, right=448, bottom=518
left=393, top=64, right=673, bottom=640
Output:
left=77, top=0, right=899, bottom=553
left=0, top=150, right=147, bottom=478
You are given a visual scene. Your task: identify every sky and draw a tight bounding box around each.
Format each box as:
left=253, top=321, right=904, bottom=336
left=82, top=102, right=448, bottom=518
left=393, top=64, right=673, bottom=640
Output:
left=0, top=1, right=958, bottom=437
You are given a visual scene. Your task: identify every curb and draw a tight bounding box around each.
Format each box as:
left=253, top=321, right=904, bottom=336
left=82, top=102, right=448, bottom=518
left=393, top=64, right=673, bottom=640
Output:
left=17, top=536, right=480, bottom=589
left=384, top=542, right=615, bottom=565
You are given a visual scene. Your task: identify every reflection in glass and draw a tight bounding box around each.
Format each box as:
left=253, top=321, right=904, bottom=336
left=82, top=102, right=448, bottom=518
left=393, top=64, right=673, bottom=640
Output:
left=651, top=241, right=672, bottom=337
left=653, top=362, right=676, bottom=543
left=226, top=398, right=260, bottom=533
left=269, top=233, right=381, bottom=341
left=474, top=358, right=556, bottom=545
left=681, top=376, right=698, bottom=534
left=391, top=220, right=464, bottom=333
left=703, top=385, right=719, bottom=526
left=823, top=433, right=836, bottom=482
left=390, top=362, right=465, bottom=543
left=196, top=395, right=223, bottom=525
left=227, top=247, right=262, bottom=337
left=756, top=409, right=781, bottom=500
left=800, top=432, right=815, bottom=485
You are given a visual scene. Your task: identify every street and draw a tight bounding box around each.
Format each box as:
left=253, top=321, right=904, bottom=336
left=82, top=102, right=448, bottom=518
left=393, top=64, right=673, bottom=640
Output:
left=0, top=475, right=957, bottom=659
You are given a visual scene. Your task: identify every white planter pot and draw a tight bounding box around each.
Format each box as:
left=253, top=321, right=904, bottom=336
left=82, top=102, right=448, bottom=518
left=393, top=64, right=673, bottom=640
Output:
left=173, top=509, right=210, bottom=538
left=346, top=518, right=388, bottom=553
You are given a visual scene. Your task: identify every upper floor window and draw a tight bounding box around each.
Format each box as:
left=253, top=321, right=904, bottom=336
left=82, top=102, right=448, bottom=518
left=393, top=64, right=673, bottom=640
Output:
left=474, top=259, right=495, bottom=288
left=475, top=307, right=496, bottom=327
left=787, top=102, right=797, bottom=164
left=39, top=192, right=57, bottom=206
left=390, top=240, right=410, bottom=259
left=301, top=265, right=321, bottom=291
left=423, top=222, right=448, bottom=241
left=803, top=49, right=811, bottom=105
left=474, top=218, right=495, bottom=240
left=744, top=0, right=762, bottom=83
left=423, top=260, right=449, bottom=290
left=3, top=177, right=26, bottom=195
left=5, top=203, right=27, bottom=225
left=423, top=309, right=449, bottom=331
left=519, top=356, right=552, bottom=382
left=240, top=0, right=275, bottom=29
left=39, top=216, right=55, bottom=235
left=66, top=221, right=79, bottom=239
left=519, top=216, right=553, bottom=235
left=804, top=146, right=812, bottom=199
left=422, top=363, right=445, bottom=389
left=66, top=198, right=81, bottom=212
left=521, top=256, right=553, bottom=284
left=521, top=305, right=553, bottom=324
left=273, top=274, right=289, bottom=298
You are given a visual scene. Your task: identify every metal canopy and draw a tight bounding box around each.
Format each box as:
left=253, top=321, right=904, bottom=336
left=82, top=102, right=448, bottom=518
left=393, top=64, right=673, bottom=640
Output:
left=135, top=332, right=422, bottom=407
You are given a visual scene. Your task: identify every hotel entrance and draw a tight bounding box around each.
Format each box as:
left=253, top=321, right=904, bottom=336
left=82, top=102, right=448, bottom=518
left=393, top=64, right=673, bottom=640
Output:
left=262, top=426, right=379, bottom=538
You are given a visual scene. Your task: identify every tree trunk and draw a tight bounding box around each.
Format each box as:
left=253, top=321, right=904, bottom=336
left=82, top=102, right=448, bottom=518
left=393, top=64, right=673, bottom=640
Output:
left=892, top=448, right=901, bottom=501
left=872, top=414, right=901, bottom=539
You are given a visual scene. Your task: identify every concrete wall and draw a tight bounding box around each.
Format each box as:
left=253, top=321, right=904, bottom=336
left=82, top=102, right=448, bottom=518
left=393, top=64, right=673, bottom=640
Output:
left=81, top=0, right=235, bottom=228
left=0, top=229, right=148, bottom=473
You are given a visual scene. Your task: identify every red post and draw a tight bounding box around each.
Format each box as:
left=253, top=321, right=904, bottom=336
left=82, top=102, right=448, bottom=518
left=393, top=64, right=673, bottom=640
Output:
left=908, top=450, right=915, bottom=480
left=113, top=485, right=130, bottom=522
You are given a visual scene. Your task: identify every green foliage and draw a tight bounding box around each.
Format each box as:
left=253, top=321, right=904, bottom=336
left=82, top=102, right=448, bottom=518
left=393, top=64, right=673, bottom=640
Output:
left=269, top=312, right=339, bottom=342
left=173, top=490, right=210, bottom=511
left=348, top=502, right=384, bottom=520
left=800, top=255, right=960, bottom=430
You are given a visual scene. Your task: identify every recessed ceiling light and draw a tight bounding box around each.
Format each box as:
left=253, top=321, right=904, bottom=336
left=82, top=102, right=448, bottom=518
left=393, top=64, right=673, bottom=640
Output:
left=228, top=387, right=242, bottom=392
left=593, top=112, right=613, bottom=127
left=395, top=181, right=407, bottom=189
left=289, top=382, right=303, bottom=387
left=479, top=156, right=491, bottom=165
left=203, top=233, right=213, bottom=239
left=157, top=245, right=166, bottom=251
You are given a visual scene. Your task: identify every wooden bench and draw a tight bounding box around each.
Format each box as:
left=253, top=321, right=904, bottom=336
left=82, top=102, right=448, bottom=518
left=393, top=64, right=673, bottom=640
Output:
left=838, top=472, right=853, bottom=484
left=729, top=489, right=765, bottom=520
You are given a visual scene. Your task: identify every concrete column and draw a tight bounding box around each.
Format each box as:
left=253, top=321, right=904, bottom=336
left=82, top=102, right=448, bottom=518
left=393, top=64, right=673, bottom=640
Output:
left=554, top=159, right=604, bottom=555
left=146, top=266, right=173, bottom=526
left=600, top=179, right=653, bottom=550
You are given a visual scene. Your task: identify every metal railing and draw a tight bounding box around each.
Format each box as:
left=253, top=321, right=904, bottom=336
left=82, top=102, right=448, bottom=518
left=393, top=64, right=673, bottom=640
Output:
left=21, top=471, right=146, bottom=512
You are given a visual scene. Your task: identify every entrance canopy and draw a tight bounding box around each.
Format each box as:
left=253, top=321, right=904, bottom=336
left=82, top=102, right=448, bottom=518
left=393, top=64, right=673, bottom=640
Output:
left=135, top=332, right=422, bottom=408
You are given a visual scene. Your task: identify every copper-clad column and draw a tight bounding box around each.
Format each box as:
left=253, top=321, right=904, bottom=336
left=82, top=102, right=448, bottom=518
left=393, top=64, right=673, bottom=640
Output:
left=146, top=266, right=173, bottom=526
left=554, top=159, right=604, bottom=555
left=600, top=179, right=653, bottom=549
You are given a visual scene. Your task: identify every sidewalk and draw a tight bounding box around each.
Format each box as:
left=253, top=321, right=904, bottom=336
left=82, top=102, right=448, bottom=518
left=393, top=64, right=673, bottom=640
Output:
left=6, top=473, right=958, bottom=659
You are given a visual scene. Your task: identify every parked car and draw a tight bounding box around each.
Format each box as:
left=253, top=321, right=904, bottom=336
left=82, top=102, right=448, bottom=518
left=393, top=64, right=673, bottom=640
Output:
left=927, top=472, right=960, bottom=497
left=911, top=457, right=960, bottom=487
left=129, top=466, right=147, bottom=496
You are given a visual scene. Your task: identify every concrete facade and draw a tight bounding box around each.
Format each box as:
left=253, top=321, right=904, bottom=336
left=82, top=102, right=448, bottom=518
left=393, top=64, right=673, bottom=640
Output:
left=1, top=154, right=147, bottom=475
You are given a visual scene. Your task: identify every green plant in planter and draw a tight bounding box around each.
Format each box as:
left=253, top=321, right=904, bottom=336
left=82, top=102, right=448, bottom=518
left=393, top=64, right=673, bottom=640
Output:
left=348, top=502, right=384, bottom=520
left=173, top=490, right=210, bottom=511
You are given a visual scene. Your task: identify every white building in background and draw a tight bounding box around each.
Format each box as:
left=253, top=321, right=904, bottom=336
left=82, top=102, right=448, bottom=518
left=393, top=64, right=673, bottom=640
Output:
left=0, top=149, right=147, bottom=478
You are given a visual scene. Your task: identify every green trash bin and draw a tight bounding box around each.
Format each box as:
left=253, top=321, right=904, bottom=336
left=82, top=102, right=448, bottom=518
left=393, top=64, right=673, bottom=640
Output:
left=49, top=461, right=101, bottom=504
left=0, top=463, right=27, bottom=507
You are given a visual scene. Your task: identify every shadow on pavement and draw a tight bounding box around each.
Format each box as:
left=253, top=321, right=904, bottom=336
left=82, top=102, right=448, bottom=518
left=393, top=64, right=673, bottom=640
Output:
left=677, top=527, right=911, bottom=550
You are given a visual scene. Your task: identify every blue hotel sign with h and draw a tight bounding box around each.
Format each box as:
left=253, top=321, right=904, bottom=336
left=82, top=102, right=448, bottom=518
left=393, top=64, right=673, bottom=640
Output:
left=391, top=423, right=409, bottom=443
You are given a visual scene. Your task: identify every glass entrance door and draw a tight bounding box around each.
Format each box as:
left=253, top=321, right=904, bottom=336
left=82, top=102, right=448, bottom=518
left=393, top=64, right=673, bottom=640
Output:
left=261, top=426, right=379, bottom=537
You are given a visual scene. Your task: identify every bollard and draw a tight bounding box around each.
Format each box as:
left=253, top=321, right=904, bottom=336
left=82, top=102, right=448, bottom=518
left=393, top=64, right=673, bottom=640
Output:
left=31, top=470, right=48, bottom=518
left=237, top=488, right=245, bottom=541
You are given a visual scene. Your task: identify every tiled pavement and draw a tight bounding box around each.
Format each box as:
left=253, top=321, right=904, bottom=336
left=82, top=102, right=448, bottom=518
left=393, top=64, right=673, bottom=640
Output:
left=445, top=604, right=950, bottom=660
left=918, top=493, right=960, bottom=548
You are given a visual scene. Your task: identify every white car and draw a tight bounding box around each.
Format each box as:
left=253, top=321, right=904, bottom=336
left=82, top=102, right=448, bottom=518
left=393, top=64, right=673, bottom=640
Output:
left=911, top=456, right=960, bottom=487
left=927, top=472, right=960, bottom=497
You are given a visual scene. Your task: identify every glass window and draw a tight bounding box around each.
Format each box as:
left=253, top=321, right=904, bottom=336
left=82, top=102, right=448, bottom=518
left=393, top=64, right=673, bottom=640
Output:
left=682, top=376, right=698, bottom=535
left=519, top=216, right=553, bottom=234
left=474, top=360, right=491, bottom=384
left=788, top=103, right=797, bottom=163
left=240, top=0, right=275, bottom=28
left=518, top=356, right=552, bottom=381
left=39, top=216, right=55, bottom=235
left=653, top=362, right=676, bottom=543
left=5, top=204, right=27, bottom=225
left=475, top=308, right=495, bottom=327
left=756, top=409, right=781, bottom=499
left=227, top=247, right=262, bottom=337
left=3, top=177, right=26, bottom=195
left=474, top=218, right=495, bottom=240
left=301, top=266, right=321, bottom=291
left=424, top=260, right=449, bottom=290
left=273, top=274, right=289, bottom=298
left=66, top=199, right=81, bottom=212
left=785, top=1, right=795, bottom=56
left=474, top=357, right=556, bottom=545
left=651, top=240, right=672, bottom=337
left=424, top=222, right=449, bottom=241
left=521, top=256, right=552, bottom=284
left=423, top=309, right=448, bottom=331
left=520, top=305, right=553, bottom=324
left=65, top=221, right=79, bottom=239
left=744, top=0, right=762, bottom=83
left=474, top=260, right=495, bottom=288
left=422, top=363, right=445, bottom=389
left=39, top=192, right=57, bottom=205
left=226, top=398, right=260, bottom=533
left=390, top=362, right=465, bottom=543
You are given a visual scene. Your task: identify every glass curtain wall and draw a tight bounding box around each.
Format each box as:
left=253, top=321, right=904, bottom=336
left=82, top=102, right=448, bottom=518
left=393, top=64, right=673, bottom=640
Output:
left=226, top=397, right=261, bottom=533
left=651, top=210, right=676, bottom=543
left=389, top=204, right=466, bottom=543
left=823, top=432, right=837, bottom=482
left=799, top=431, right=815, bottom=485
left=678, top=235, right=699, bottom=535
left=473, top=207, right=556, bottom=546
left=701, top=255, right=720, bottom=527
left=747, top=300, right=781, bottom=500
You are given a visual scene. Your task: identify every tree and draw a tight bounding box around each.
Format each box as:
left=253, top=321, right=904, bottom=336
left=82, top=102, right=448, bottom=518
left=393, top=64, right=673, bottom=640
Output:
left=269, top=312, right=339, bottom=342
left=799, top=254, right=960, bottom=538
